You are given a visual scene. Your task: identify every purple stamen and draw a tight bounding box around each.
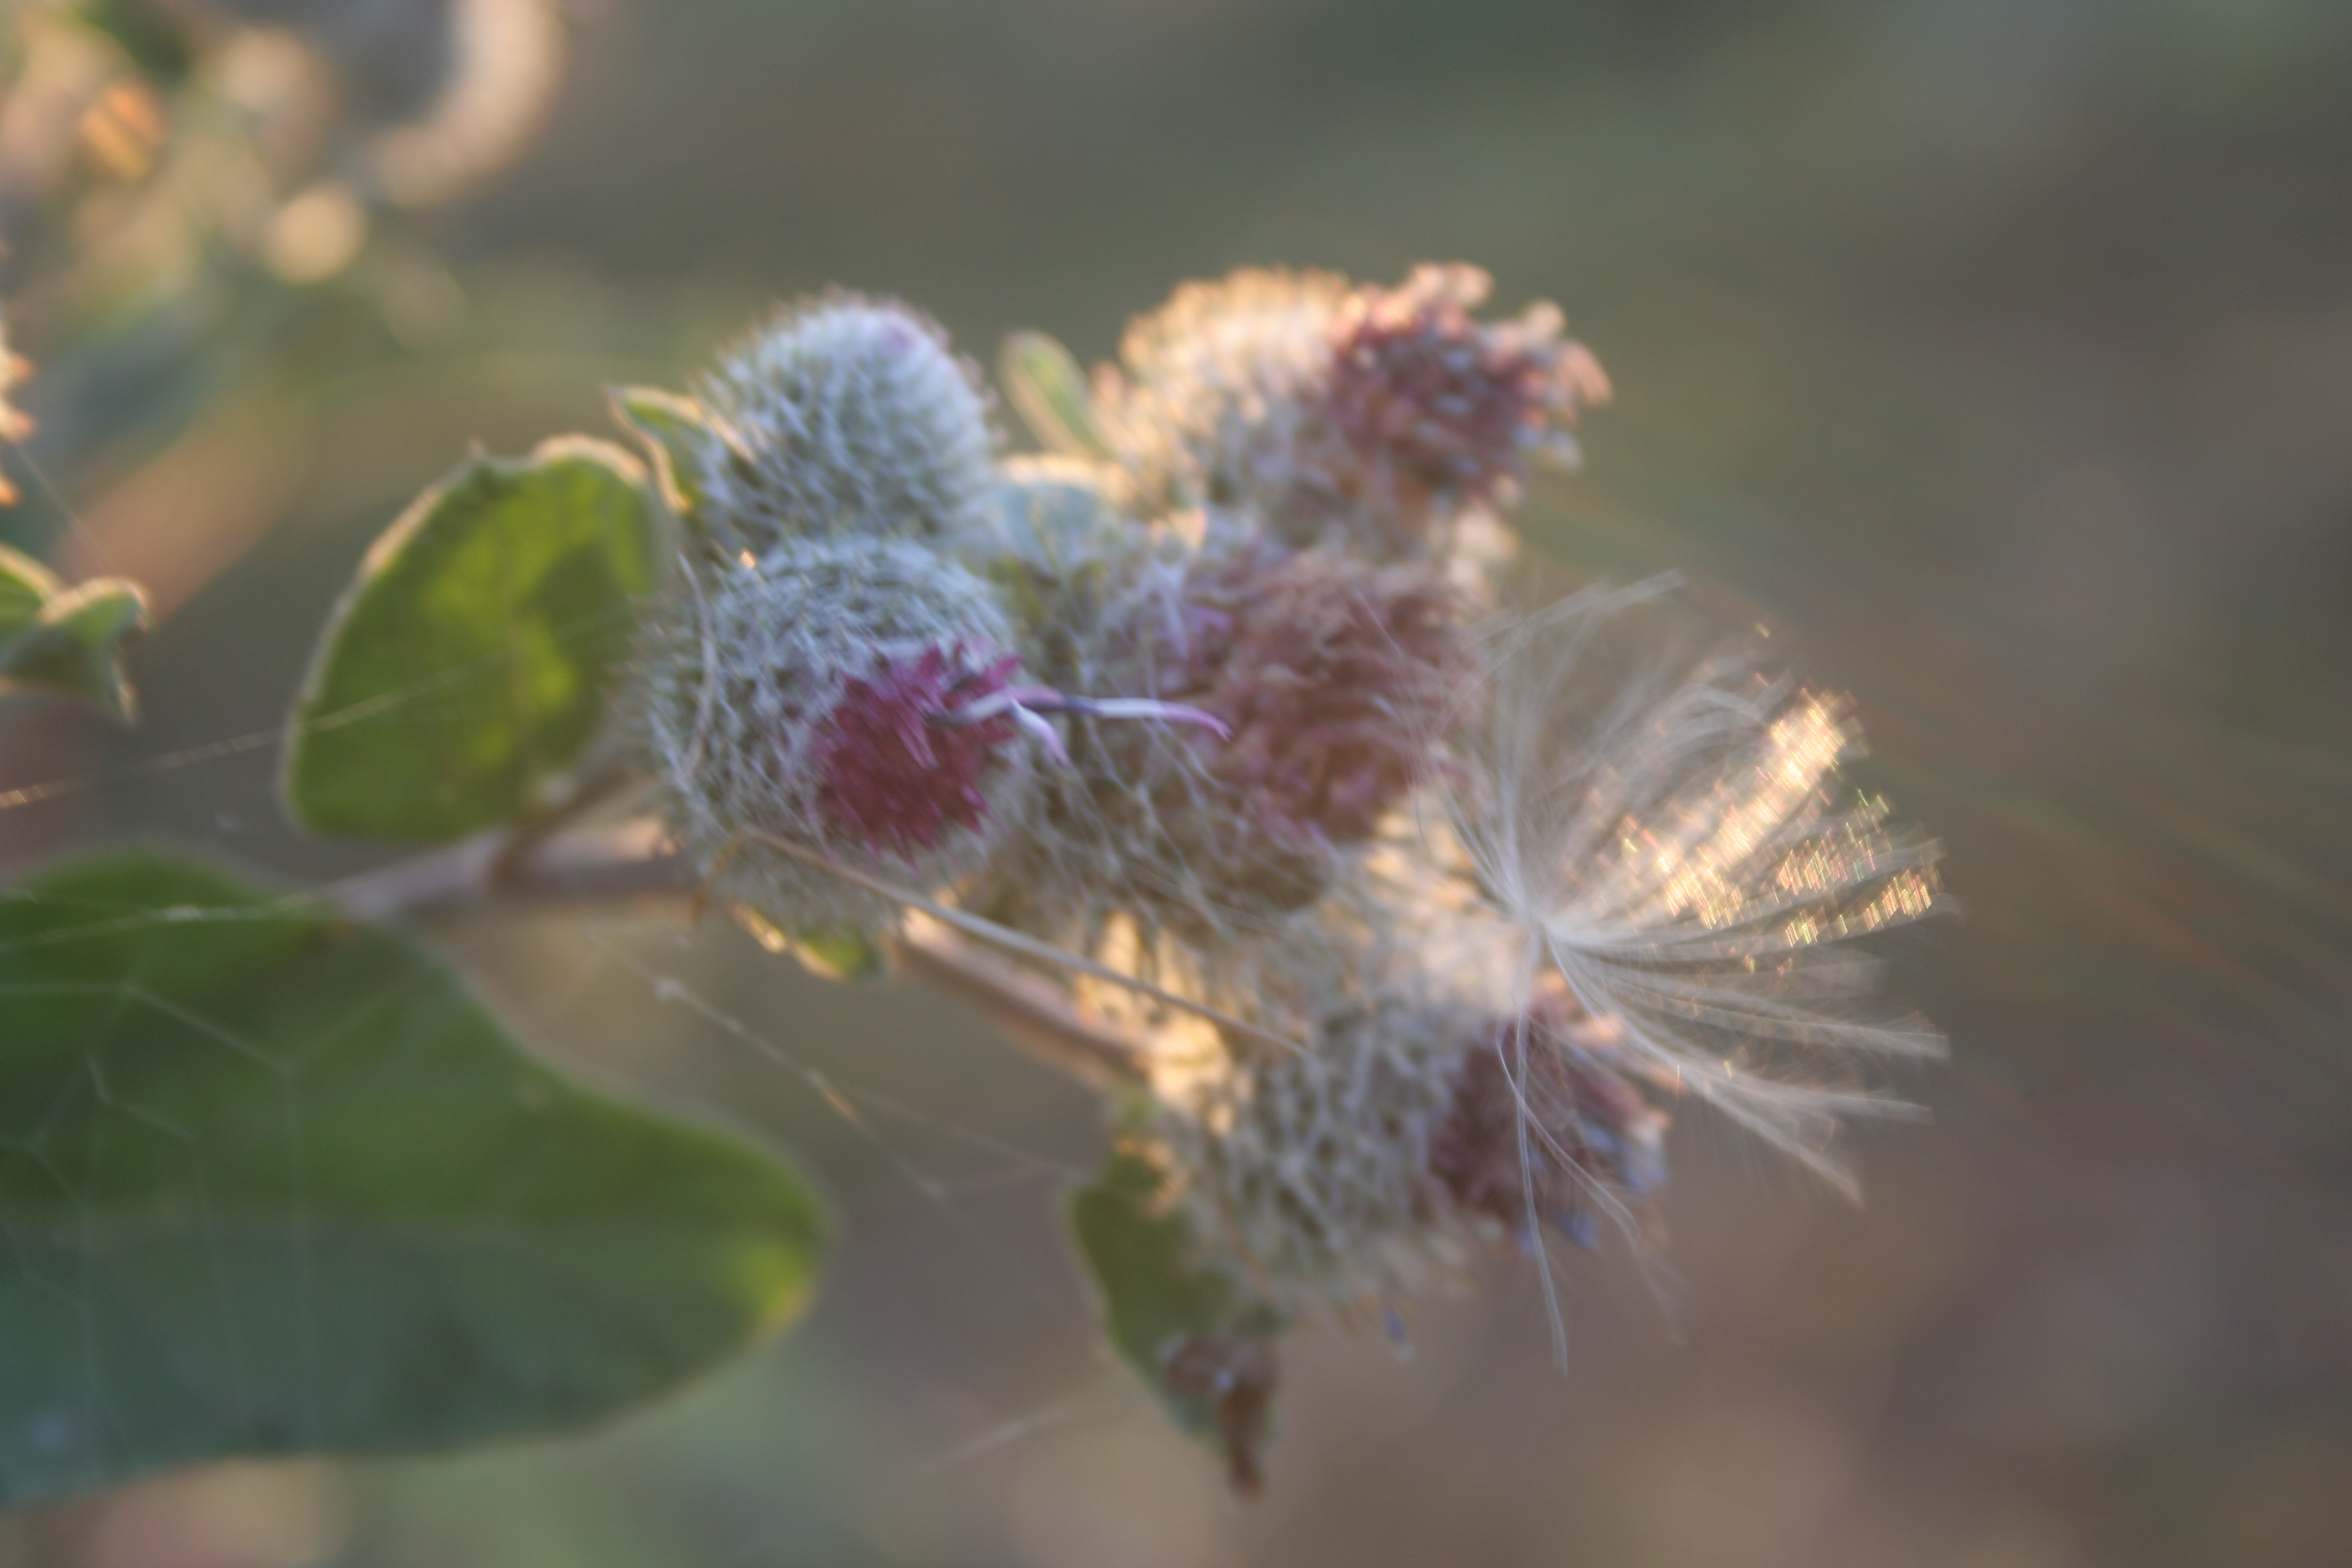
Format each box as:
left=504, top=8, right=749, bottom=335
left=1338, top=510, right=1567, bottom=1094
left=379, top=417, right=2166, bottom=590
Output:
left=938, top=683, right=1234, bottom=752
left=1010, top=704, right=1071, bottom=766
left=819, top=644, right=1236, bottom=853
left=1009, top=689, right=1233, bottom=742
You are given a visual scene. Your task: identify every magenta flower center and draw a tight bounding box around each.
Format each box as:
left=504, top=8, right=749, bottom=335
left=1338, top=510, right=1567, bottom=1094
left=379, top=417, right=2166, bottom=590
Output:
left=815, top=644, right=1020, bottom=853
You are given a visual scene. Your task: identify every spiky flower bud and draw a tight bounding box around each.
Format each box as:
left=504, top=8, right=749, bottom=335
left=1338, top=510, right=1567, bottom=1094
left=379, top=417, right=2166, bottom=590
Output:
left=1117, top=538, right=1471, bottom=924
left=1142, top=994, right=1477, bottom=1317
left=1158, top=540, right=1470, bottom=849
left=971, top=536, right=1472, bottom=957
left=640, top=535, right=1034, bottom=932
left=689, top=295, right=994, bottom=561
left=1098, top=267, right=1353, bottom=525
left=1324, top=264, right=1612, bottom=543
left=1096, top=265, right=1606, bottom=557
left=1135, top=962, right=1677, bottom=1322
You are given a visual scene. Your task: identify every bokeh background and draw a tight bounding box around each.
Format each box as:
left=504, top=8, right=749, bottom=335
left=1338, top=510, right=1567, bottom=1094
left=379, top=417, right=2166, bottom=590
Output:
left=3, top=0, right=2349, bottom=1563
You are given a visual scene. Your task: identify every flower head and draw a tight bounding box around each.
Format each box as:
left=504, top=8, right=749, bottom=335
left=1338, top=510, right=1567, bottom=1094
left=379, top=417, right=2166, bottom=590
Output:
left=1142, top=990, right=1476, bottom=1317
left=1161, top=540, right=1470, bottom=849
left=816, top=645, right=1022, bottom=854
left=639, top=535, right=1034, bottom=933
left=1094, top=265, right=1606, bottom=558
left=691, top=295, right=994, bottom=560
left=1097, top=268, right=1351, bottom=521
left=1326, top=264, right=1612, bottom=536
left=968, top=536, right=1473, bottom=962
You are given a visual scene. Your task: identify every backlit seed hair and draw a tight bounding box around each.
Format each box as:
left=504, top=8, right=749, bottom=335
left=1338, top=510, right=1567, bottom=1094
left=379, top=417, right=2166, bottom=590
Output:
left=1441, top=581, right=1947, bottom=1197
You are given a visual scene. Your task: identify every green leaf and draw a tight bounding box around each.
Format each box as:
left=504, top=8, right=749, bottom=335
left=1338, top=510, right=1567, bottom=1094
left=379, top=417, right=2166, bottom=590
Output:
left=1071, top=1150, right=1277, bottom=1394
left=0, top=552, right=149, bottom=723
left=728, top=905, right=886, bottom=983
left=977, top=460, right=1123, bottom=566
left=0, top=851, right=825, bottom=1507
left=999, top=331, right=1112, bottom=461
left=785, top=928, right=884, bottom=982
left=967, top=460, right=1133, bottom=641
left=282, top=438, right=657, bottom=843
left=608, top=386, right=725, bottom=525
left=75, top=0, right=197, bottom=83
left=1070, top=1148, right=1283, bottom=1491
left=0, top=544, right=63, bottom=634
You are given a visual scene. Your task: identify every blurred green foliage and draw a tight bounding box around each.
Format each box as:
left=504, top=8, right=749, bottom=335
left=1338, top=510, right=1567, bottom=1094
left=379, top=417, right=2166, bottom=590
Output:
left=0, top=546, right=144, bottom=721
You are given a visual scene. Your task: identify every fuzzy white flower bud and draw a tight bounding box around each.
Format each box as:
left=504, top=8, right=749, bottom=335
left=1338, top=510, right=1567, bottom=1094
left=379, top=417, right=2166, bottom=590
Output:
left=639, top=536, right=1034, bottom=933
left=1143, top=994, right=1477, bottom=1317
left=691, top=296, right=995, bottom=560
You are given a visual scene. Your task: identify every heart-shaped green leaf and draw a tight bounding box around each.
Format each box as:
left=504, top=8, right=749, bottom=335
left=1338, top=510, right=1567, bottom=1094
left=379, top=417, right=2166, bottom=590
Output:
left=282, top=438, right=657, bottom=843
left=0, top=851, right=825, bottom=1506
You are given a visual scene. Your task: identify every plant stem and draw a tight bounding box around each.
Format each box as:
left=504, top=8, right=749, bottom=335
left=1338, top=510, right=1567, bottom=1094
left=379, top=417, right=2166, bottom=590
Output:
left=325, top=815, right=1149, bottom=1085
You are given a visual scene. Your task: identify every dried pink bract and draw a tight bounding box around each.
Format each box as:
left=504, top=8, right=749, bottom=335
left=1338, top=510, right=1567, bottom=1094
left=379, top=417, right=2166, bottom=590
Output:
left=1326, top=264, right=1612, bottom=532
left=1166, top=542, right=1470, bottom=850
left=1428, top=1000, right=1666, bottom=1243
left=1094, top=264, right=1607, bottom=558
